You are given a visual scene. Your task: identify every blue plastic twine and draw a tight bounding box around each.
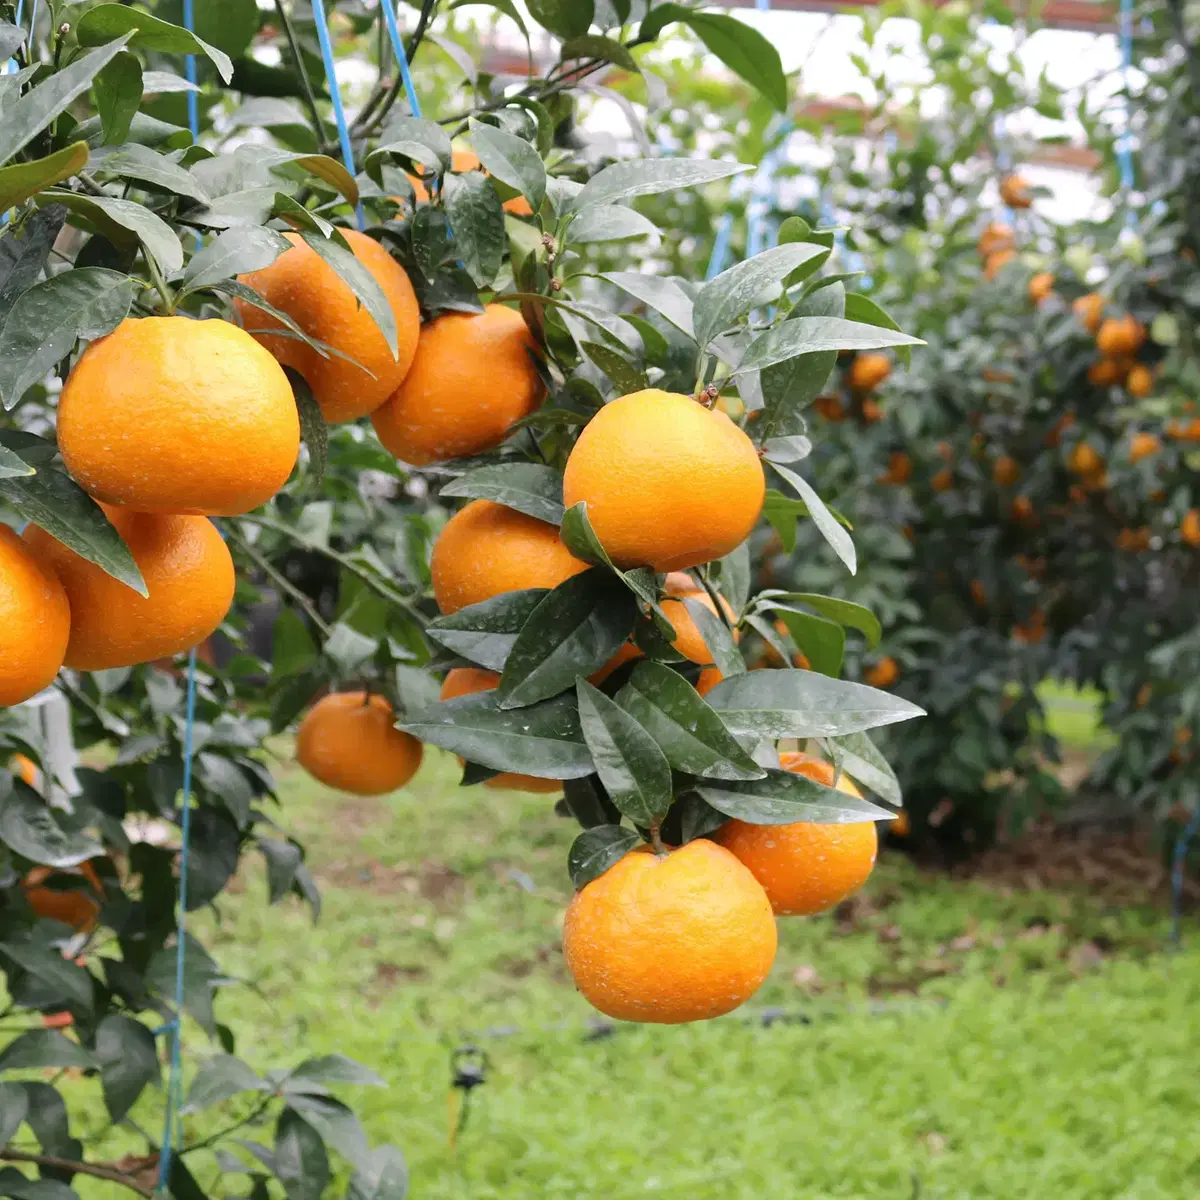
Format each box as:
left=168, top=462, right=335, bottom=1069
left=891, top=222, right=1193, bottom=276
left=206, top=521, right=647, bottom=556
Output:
left=380, top=0, right=423, bottom=121
left=1117, top=0, right=1136, bottom=224
left=310, top=0, right=365, bottom=230
left=182, top=0, right=198, bottom=143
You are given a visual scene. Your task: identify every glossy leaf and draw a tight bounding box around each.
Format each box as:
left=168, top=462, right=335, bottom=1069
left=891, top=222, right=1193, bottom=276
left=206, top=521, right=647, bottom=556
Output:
left=580, top=340, right=648, bottom=393
left=737, top=317, right=924, bottom=375
left=775, top=608, right=844, bottom=677
left=526, top=0, right=594, bottom=39
left=771, top=462, right=856, bottom=574
left=181, top=225, right=291, bottom=292
left=90, top=143, right=208, bottom=200
left=826, top=731, right=903, bottom=806
left=94, top=52, right=143, bottom=146
left=844, top=291, right=911, bottom=367
left=696, top=768, right=892, bottom=825
left=274, top=1107, right=330, bottom=1200
left=285, top=1093, right=371, bottom=1171
left=572, top=158, right=750, bottom=212
left=298, top=230, right=399, bottom=359
left=679, top=596, right=744, bottom=678
left=426, top=588, right=547, bottom=671
left=0, top=780, right=104, bottom=866
left=183, top=1055, right=269, bottom=1114
left=95, top=1015, right=159, bottom=1122
left=468, top=118, right=546, bottom=212
left=440, top=463, right=564, bottom=525
left=568, top=824, right=641, bottom=888
left=444, top=170, right=506, bottom=287
left=0, top=938, right=93, bottom=1009
left=560, top=34, right=639, bottom=70
left=76, top=5, right=234, bottom=83
left=0, top=1030, right=95, bottom=1072
left=0, top=205, right=66, bottom=325
left=366, top=117, right=453, bottom=178
left=0, top=143, right=89, bottom=214
left=287, top=1055, right=386, bottom=1092
left=289, top=369, right=328, bottom=483
left=561, top=775, right=622, bottom=829
left=45, top=191, right=184, bottom=275
left=770, top=593, right=882, bottom=647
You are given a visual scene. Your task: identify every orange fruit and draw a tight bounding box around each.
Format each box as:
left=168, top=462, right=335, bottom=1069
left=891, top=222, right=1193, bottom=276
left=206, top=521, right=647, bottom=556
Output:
left=1010, top=495, right=1036, bottom=525
left=970, top=578, right=988, bottom=607
left=696, top=666, right=724, bottom=695
left=562, top=839, right=776, bottom=1023
left=1182, top=509, right=1200, bottom=547
left=23, top=861, right=102, bottom=931
left=982, top=367, right=1013, bottom=384
left=715, top=751, right=877, bottom=916
left=562, top=389, right=764, bottom=572
left=983, top=249, right=1016, bottom=280
left=890, top=809, right=911, bottom=837
left=1125, top=363, right=1153, bottom=397
left=864, top=656, right=899, bottom=688
left=1117, top=527, right=1151, bottom=552
left=1087, top=357, right=1128, bottom=387
left=977, top=222, right=1014, bottom=257
left=56, top=317, right=298, bottom=516
left=935, top=440, right=953, bottom=461
left=1066, top=442, right=1104, bottom=476
left=371, top=306, right=543, bottom=465
left=1013, top=609, right=1046, bottom=644
left=1044, top=411, right=1075, bottom=447
left=992, top=455, right=1020, bottom=487
left=1073, top=293, right=1105, bottom=333
left=430, top=499, right=586, bottom=615
left=9, top=754, right=38, bottom=787
left=1167, top=417, right=1200, bottom=441
left=409, top=148, right=533, bottom=215
left=24, top=508, right=234, bottom=671
left=1129, top=432, right=1160, bottom=463
left=861, top=398, right=883, bottom=423
left=813, top=395, right=846, bottom=421
left=878, top=450, right=912, bottom=486
left=235, top=229, right=419, bottom=423
left=1095, top=314, right=1145, bottom=358
left=931, top=468, right=954, bottom=492
left=848, top=353, right=890, bottom=392
left=439, top=668, right=562, bottom=793
left=1028, top=271, right=1054, bottom=303
left=659, top=572, right=737, bottom=665
left=0, top=524, right=70, bottom=707
left=999, top=174, right=1033, bottom=208
left=296, top=691, right=422, bottom=795
left=588, top=641, right=644, bottom=685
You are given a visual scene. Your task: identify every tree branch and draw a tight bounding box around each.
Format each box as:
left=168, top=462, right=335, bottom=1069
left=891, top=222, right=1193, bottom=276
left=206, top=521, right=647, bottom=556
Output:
left=0, top=1149, right=154, bottom=1197
left=275, top=0, right=328, bottom=145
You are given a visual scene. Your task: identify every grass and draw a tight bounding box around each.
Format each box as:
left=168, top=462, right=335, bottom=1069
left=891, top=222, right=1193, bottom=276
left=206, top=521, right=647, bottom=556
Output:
left=40, top=753, right=1200, bottom=1198
left=1039, top=679, right=1115, bottom=750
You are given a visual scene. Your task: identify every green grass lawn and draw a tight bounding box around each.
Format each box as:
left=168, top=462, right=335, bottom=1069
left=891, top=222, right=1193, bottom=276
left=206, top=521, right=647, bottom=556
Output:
left=52, top=753, right=1200, bottom=1198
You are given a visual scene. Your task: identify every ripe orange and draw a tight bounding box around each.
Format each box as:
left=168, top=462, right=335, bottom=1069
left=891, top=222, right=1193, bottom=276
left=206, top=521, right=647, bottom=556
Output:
left=1167, top=417, right=1200, bottom=441
left=56, top=317, right=299, bottom=516
left=813, top=395, right=846, bottom=421
left=235, top=229, right=419, bottom=423
left=1010, top=495, right=1037, bottom=525
left=848, top=353, right=891, bottom=392
left=970, top=578, right=988, bottom=606
left=864, top=656, right=899, bottom=688
left=562, top=839, right=776, bottom=1023
left=977, top=223, right=1014, bottom=257
left=659, top=572, right=737, bottom=665
left=409, top=148, right=533, bottom=215
left=1117, top=527, right=1151, bottom=552
left=878, top=450, right=912, bottom=486
left=890, top=809, right=911, bottom=837
left=992, top=455, right=1020, bottom=487
left=1028, top=271, right=1054, bottom=303
left=430, top=500, right=586, bottom=615
left=982, top=367, right=1014, bottom=384
left=371, top=306, right=543, bottom=465
left=1000, top=174, right=1033, bottom=208
left=1087, top=357, right=1128, bottom=387
left=715, top=751, right=877, bottom=916
left=1182, top=509, right=1200, bottom=547
left=931, top=468, right=954, bottom=492
left=1073, top=293, right=1105, bottom=332
left=1125, top=363, right=1153, bottom=397
left=439, top=668, right=562, bottom=793
left=0, top=524, right=70, bottom=707
left=1095, top=314, right=1145, bottom=358
left=296, top=691, right=422, bottom=795
left=983, top=249, right=1015, bottom=280
left=24, top=508, right=234, bottom=670
left=1129, top=432, right=1160, bottom=463
left=860, top=398, right=883, bottom=423
left=696, top=666, right=724, bottom=695
left=1066, top=442, right=1104, bottom=476
left=1013, top=609, right=1047, bottom=644
left=564, top=390, right=764, bottom=572
left=24, top=860, right=102, bottom=931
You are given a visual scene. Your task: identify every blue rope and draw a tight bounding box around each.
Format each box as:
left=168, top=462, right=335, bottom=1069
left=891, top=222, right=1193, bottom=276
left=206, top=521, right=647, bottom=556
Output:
left=1171, top=807, right=1200, bottom=946
left=380, top=0, right=423, bottom=121
left=1117, top=0, right=1136, bottom=223
left=183, top=0, right=198, bottom=142
left=310, top=0, right=365, bottom=230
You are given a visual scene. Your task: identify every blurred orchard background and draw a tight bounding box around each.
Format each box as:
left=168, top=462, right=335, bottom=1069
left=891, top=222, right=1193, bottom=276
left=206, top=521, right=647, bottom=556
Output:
left=2, top=0, right=1199, bottom=1196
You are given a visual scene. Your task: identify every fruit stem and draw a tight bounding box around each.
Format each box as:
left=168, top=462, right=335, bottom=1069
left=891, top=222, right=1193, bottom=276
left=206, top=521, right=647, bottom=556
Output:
left=649, top=820, right=667, bottom=857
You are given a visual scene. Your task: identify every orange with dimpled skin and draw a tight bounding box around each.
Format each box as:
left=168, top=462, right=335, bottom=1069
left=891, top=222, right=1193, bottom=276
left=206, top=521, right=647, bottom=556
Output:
left=0, top=524, right=69, bottom=707
left=562, top=839, right=777, bottom=1023
left=659, top=572, right=737, bottom=665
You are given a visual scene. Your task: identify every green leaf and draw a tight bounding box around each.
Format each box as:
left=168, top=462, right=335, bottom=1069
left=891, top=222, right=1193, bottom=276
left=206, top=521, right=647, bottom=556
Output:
left=580, top=340, right=648, bottom=393
left=399, top=691, right=592, bottom=779
left=286, top=1094, right=371, bottom=1171
left=95, top=1015, right=159, bottom=1122
left=0, top=1083, right=27, bottom=1148
left=89, top=142, right=209, bottom=201
left=638, top=5, right=787, bottom=110
left=0, top=451, right=145, bottom=593
left=569, top=206, right=660, bottom=244
left=0, top=206, right=67, bottom=326
left=441, top=463, right=564, bottom=525
left=0, top=443, right=33, bottom=480
left=347, top=1146, right=409, bottom=1200
left=560, top=34, right=639, bottom=70
left=183, top=1054, right=269, bottom=1112
left=771, top=462, right=856, bottom=574
left=365, top=117, right=452, bottom=180
left=287, top=368, right=327, bottom=483
left=775, top=609, right=844, bottom=677
left=675, top=792, right=726, bottom=843
left=94, top=52, right=143, bottom=146
left=275, top=1107, right=330, bottom=1200
left=617, top=661, right=764, bottom=781
left=1, top=938, right=94, bottom=1010
left=572, top=158, right=750, bottom=212
left=258, top=148, right=360, bottom=207
left=559, top=500, right=613, bottom=568
left=844, top=291, right=910, bottom=367
left=272, top=609, right=317, bottom=679
left=0, top=780, right=104, bottom=866
left=426, top=589, right=547, bottom=672
left=185, top=807, right=241, bottom=910
left=576, top=680, right=672, bottom=824
left=468, top=118, right=546, bottom=213
left=0, top=22, right=24, bottom=59
left=737, top=317, right=923, bottom=375
left=146, top=934, right=221, bottom=1034
left=498, top=568, right=636, bottom=708
left=0, top=262, right=136, bottom=408
left=44, top=191, right=184, bottom=275
left=826, top=731, right=903, bottom=806
left=561, top=775, right=621, bottom=828
left=760, top=344, right=835, bottom=438
left=602, top=271, right=695, bottom=339
left=443, top=170, right=506, bottom=287
left=0, top=143, right=89, bottom=215
left=76, top=4, right=234, bottom=84
left=703, top=668, right=925, bottom=740
left=694, top=244, right=827, bottom=349
left=0, top=1030, right=95, bottom=1072
left=770, top=593, right=882, bottom=647
left=181, top=225, right=291, bottom=292
left=287, top=1055, right=385, bottom=1092
left=527, top=0, right=594, bottom=39
left=324, top=622, right=377, bottom=674
left=258, top=836, right=303, bottom=903
left=0, top=35, right=134, bottom=169
left=696, top=768, right=892, bottom=825
left=716, top=542, right=751, bottom=618
left=11, top=1081, right=79, bottom=1158
left=157, top=0, right=260, bottom=58
left=680, top=596, right=744, bottom=678
left=298, top=230, right=399, bottom=359
left=568, top=824, right=641, bottom=888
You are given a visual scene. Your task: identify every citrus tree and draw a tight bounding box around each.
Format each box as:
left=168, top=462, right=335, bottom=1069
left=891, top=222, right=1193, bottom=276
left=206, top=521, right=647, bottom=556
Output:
left=0, top=0, right=926, bottom=1195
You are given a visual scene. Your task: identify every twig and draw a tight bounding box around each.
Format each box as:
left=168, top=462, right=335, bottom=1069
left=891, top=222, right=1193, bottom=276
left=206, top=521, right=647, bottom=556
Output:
left=0, top=1150, right=153, bottom=1197
left=180, top=1094, right=276, bottom=1155
left=275, top=0, right=328, bottom=144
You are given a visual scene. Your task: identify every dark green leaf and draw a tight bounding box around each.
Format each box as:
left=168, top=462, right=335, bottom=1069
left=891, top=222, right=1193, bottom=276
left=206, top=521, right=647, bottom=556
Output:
left=573, top=158, right=750, bottom=212
left=365, top=117, right=453, bottom=180
left=426, top=588, right=547, bottom=672
left=468, top=118, right=546, bottom=213
left=0, top=266, right=135, bottom=410
left=498, top=568, right=637, bottom=708
left=561, top=775, right=621, bottom=828
left=580, top=340, right=648, bottom=393
left=527, top=0, right=594, bottom=39
left=737, top=317, right=923, bottom=375
left=274, top=1107, right=329, bottom=1200
left=0, top=1030, right=95, bottom=1072
left=696, top=767, right=892, bottom=824
left=272, top=608, right=318, bottom=679
left=287, top=368, right=327, bottom=483
left=703, top=668, right=925, bottom=739
left=826, top=731, right=903, bottom=806
left=0, top=1084, right=27, bottom=1148
left=569, top=205, right=659, bottom=244
left=258, top=837, right=303, bottom=903
left=771, top=593, right=881, bottom=647
left=76, top=5, right=234, bottom=83
left=576, top=680, right=671, bottom=824
left=0, top=443, right=33, bottom=480
left=675, top=792, right=726, bottom=842
left=287, top=1055, right=385, bottom=1092
left=559, top=501, right=612, bottom=568
left=716, top=543, right=751, bottom=618
left=399, top=691, right=592, bottom=779
left=95, top=1015, right=159, bottom=1122
left=844, top=291, right=911, bottom=367
left=0, top=1168, right=79, bottom=1199
left=347, top=1146, right=409, bottom=1200
left=182, top=225, right=291, bottom=292
left=258, top=148, right=359, bottom=206
left=560, top=34, right=639, bottom=70
left=43, top=191, right=184, bottom=275
left=0, top=22, right=24, bottom=59
left=285, top=1094, right=370, bottom=1170
left=184, top=807, right=241, bottom=910
left=617, top=661, right=764, bottom=781
left=568, top=824, right=640, bottom=888
left=443, top=170, right=505, bottom=288
left=91, top=143, right=208, bottom=200
left=146, top=934, right=220, bottom=1034
left=0, top=780, right=103, bottom=866
left=0, top=206, right=67, bottom=325
left=94, top=52, right=143, bottom=146
left=771, top=462, right=856, bottom=574
left=680, top=597, right=744, bottom=677
left=0, top=144, right=89, bottom=214
left=0, top=939, right=93, bottom=1010
left=441, top=463, right=564, bottom=525
left=184, top=1054, right=268, bottom=1113
left=15, top=1081, right=79, bottom=1158
left=775, top=608, right=844, bottom=677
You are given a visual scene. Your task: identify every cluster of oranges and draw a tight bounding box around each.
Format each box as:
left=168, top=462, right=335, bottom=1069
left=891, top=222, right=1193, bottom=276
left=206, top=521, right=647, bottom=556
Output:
left=813, top=352, right=891, bottom=425
left=1070, top=294, right=1153, bottom=396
